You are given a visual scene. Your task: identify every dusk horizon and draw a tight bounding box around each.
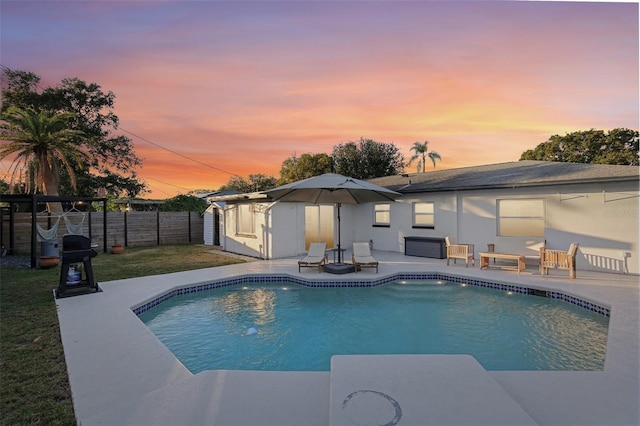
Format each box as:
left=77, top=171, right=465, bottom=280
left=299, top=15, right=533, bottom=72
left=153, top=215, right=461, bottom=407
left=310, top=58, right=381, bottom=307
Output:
left=1, top=1, right=638, bottom=197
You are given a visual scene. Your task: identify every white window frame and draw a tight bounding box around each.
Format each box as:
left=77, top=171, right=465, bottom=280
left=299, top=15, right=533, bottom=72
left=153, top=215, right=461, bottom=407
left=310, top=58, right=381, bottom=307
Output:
left=373, top=203, right=391, bottom=227
left=412, top=201, right=435, bottom=228
left=236, top=203, right=255, bottom=236
left=497, top=198, right=545, bottom=237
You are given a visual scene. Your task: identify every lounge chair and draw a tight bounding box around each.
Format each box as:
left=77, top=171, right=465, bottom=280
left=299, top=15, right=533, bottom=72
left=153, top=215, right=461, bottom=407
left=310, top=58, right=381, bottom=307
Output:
left=298, top=242, right=327, bottom=272
left=352, top=242, right=378, bottom=273
left=540, top=243, right=579, bottom=280
left=445, top=236, right=475, bottom=267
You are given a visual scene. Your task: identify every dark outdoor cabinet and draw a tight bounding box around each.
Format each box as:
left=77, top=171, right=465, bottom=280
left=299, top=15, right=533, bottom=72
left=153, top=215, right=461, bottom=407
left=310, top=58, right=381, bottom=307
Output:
left=404, top=236, right=446, bottom=259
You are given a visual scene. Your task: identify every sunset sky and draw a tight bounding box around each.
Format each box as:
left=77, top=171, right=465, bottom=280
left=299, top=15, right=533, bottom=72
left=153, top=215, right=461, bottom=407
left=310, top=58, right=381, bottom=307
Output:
left=1, top=1, right=638, bottom=198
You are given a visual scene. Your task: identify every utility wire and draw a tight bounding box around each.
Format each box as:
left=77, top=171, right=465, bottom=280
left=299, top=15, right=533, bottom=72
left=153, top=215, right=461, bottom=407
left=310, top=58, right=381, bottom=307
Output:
left=144, top=175, right=192, bottom=192
left=144, top=182, right=173, bottom=198
left=119, top=128, right=242, bottom=178
left=1, top=63, right=243, bottom=182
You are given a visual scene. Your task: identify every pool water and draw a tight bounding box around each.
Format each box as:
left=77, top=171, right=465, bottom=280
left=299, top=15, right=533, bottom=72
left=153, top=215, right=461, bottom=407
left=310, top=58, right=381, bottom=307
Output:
left=138, top=280, right=609, bottom=372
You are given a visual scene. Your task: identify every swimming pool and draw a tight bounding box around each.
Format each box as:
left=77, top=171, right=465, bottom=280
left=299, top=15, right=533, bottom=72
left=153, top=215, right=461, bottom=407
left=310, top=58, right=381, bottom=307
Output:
left=138, top=278, right=609, bottom=372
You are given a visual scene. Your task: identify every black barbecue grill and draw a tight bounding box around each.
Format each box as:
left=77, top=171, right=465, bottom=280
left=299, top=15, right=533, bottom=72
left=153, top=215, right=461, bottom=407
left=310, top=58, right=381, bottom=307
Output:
left=56, top=235, right=100, bottom=298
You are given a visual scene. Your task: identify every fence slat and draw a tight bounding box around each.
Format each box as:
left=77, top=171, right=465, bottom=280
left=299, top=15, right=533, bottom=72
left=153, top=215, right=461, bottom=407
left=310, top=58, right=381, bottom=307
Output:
left=1, top=211, right=204, bottom=255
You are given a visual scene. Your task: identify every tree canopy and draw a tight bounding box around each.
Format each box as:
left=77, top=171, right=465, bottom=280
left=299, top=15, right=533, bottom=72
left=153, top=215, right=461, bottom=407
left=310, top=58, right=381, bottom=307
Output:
left=159, top=194, right=208, bottom=213
left=0, top=107, right=86, bottom=199
left=1, top=68, right=146, bottom=198
left=520, top=128, right=639, bottom=166
left=331, top=138, right=404, bottom=180
left=278, top=152, right=333, bottom=185
left=219, top=173, right=278, bottom=193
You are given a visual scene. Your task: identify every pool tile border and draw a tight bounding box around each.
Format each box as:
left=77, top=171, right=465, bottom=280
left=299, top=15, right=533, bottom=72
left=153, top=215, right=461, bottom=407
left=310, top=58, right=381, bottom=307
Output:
left=132, top=272, right=610, bottom=317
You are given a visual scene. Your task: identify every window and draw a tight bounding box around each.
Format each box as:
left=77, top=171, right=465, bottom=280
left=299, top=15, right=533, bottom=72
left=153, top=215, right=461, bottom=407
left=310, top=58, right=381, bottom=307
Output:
left=497, top=199, right=544, bottom=237
left=236, top=203, right=255, bottom=235
left=413, top=202, right=435, bottom=228
left=373, top=203, right=390, bottom=226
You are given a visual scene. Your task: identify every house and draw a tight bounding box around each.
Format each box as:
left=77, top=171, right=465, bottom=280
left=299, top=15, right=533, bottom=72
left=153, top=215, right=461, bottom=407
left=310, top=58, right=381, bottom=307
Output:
left=205, top=161, right=639, bottom=274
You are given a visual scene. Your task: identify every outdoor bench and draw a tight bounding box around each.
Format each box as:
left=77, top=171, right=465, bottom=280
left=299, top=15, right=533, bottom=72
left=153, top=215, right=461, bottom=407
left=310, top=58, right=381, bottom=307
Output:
left=479, top=252, right=526, bottom=274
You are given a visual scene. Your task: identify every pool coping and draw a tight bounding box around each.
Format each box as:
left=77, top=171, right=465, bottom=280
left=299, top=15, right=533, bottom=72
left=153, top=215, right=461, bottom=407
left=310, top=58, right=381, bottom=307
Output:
left=131, top=272, right=612, bottom=318
left=55, top=251, right=639, bottom=425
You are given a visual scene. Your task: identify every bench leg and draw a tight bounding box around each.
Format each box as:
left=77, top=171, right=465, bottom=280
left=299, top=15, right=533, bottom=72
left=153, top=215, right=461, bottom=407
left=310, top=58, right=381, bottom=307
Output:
left=480, top=256, right=489, bottom=269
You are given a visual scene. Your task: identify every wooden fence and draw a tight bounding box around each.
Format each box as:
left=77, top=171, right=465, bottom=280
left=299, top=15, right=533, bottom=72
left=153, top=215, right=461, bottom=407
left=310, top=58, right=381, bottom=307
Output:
left=1, top=211, right=204, bottom=256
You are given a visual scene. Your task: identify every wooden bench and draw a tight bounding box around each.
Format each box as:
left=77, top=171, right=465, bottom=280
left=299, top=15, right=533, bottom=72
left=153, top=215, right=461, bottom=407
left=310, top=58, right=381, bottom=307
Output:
left=479, top=252, right=526, bottom=274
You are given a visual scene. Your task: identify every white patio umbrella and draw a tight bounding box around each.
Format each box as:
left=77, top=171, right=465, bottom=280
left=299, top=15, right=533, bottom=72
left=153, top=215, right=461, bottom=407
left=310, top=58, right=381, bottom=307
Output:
left=263, top=173, right=401, bottom=263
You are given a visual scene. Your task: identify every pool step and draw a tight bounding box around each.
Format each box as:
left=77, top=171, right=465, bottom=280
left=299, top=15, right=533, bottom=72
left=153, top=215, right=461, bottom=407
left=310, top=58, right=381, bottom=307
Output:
left=329, top=355, right=538, bottom=425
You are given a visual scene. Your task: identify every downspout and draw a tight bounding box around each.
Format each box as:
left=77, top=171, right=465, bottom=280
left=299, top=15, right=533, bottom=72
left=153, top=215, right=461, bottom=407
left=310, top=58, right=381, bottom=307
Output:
left=455, top=190, right=461, bottom=242
left=222, top=204, right=229, bottom=251
left=262, top=202, right=278, bottom=260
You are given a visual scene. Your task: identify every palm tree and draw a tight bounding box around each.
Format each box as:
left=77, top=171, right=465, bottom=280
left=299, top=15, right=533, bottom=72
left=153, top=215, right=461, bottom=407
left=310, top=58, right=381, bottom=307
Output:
left=0, top=107, right=87, bottom=209
left=407, top=140, right=441, bottom=173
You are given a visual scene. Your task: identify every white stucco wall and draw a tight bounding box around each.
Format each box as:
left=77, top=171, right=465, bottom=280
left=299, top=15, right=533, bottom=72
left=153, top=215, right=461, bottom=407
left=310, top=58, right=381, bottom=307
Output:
left=267, top=202, right=305, bottom=259
left=351, top=194, right=459, bottom=254
left=221, top=203, right=264, bottom=258
left=220, top=202, right=304, bottom=259
left=203, top=205, right=214, bottom=246
left=349, top=181, right=638, bottom=274
left=454, top=182, right=639, bottom=274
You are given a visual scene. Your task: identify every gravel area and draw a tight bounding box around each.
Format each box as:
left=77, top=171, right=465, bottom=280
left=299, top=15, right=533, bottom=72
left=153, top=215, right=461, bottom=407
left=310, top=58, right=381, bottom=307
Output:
left=1, top=254, right=34, bottom=269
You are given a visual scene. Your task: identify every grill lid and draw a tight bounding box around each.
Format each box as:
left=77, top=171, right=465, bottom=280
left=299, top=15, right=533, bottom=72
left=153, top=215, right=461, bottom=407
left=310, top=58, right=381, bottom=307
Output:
left=62, top=235, right=92, bottom=251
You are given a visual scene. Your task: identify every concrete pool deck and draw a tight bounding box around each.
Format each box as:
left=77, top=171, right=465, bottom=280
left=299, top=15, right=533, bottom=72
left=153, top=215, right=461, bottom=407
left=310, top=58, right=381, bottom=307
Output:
left=55, top=250, right=639, bottom=425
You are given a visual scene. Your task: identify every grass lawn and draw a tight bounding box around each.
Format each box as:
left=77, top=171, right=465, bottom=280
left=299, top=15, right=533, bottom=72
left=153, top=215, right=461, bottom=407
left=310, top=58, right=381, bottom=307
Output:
left=0, top=244, right=246, bottom=425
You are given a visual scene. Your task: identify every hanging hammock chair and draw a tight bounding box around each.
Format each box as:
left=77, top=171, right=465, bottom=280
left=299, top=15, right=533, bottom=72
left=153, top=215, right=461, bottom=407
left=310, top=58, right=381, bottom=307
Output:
left=63, top=212, right=86, bottom=235
left=36, top=216, right=61, bottom=242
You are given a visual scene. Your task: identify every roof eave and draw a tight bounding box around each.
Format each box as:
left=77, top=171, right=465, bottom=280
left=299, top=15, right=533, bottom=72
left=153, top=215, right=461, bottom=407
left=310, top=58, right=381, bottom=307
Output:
left=396, top=176, right=639, bottom=194
left=207, top=192, right=268, bottom=203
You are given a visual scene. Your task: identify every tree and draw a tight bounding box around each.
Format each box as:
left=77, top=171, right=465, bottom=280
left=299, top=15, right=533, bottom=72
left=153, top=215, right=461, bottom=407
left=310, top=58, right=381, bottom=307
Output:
left=1, top=69, right=146, bottom=197
left=332, top=141, right=360, bottom=178
left=278, top=152, right=333, bottom=185
left=332, top=138, right=404, bottom=179
left=219, top=174, right=278, bottom=193
left=0, top=107, right=86, bottom=204
left=0, top=178, right=9, bottom=193
left=0, top=69, right=42, bottom=109
left=407, top=140, right=441, bottom=173
left=159, top=194, right=208, bottom=213
left=520, top=128, right=639, bottom=165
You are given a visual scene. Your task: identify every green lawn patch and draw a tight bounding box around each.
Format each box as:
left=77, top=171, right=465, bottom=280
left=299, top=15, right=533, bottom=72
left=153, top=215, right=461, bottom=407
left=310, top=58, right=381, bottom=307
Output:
left=0, top=245, right=245, bottom=425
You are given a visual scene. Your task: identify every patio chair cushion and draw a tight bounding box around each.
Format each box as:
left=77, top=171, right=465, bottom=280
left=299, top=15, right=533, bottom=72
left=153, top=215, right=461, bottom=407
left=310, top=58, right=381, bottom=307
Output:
left=352, top=242, right=379, bottom=273
left=299, top=242, right=327, bottom=272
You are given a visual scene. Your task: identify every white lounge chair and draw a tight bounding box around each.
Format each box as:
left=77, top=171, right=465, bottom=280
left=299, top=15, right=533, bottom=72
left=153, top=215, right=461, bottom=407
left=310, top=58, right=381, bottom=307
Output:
left=298, top=242, right=327, bottom=272
left=352, top=242, right=378, bottom=273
